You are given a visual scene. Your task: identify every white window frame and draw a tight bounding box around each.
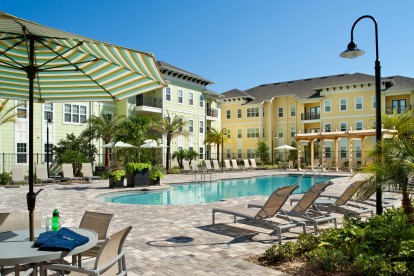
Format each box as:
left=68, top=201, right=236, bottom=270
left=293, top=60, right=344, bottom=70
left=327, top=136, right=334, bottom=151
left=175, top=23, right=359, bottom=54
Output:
left=278, top=107, right=284, bottom=118
left=237, top=109, right=242, bottom=118
left=189, top=119, right=194, bottom=133
left=44, top=103, right=53, bottom=121
left=199, top=94, right=204, bottom=108
left=63, top=103, right=87, bottom=124
left=237, top=129, right=242, bottom=139
left=324, top=123, right=331, bottom=132
left=189, top=92, right=194, bottom=106
left=340, top=122, right=347, bottom=131
left=226, top=110, right=231, bottom=119
left=177, top=89, right=183, bottom=104
left=340, top=98, right=347, bottom=111
left=247, top=128, right=259, bottom=138
left=237, top=149, right=242, bottom=159
left=165, top=87, right=171, bottom=102
left=199, top=120, right=204, bottom=134
left=325, top=146, right=331, bottom=159
left=17, top=101, right=27, bottom=119
left=355, top=121, right=363, bottom=130
left=290, top=106, right=296, bottom=116
left=324, top=99, right=332, bottom=112
left=247, top=107, right=259, bottom=118
left=290, top=127, right=296, bottom=138
left=278, top=127, right=284, bottom=138
left=16, top=142, right=27, bottom=164
left=355, top=97, right=363, bottom=110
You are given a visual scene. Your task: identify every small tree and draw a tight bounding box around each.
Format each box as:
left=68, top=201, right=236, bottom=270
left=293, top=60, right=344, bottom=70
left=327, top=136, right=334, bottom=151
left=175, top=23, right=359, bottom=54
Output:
left=53, top=133, right=97, bottom=176
left=288, top=141, right=298, bottom=161
left=172, top=149, right=187, bottom=169
left=255, top=139, right=270, bottom=164
left=185, top=149, right=198, bottom=166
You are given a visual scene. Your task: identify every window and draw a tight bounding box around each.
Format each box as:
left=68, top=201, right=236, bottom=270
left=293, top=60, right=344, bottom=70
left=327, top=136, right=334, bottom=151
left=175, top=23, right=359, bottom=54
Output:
left=237, top=129, right=242, bottom=139
left=324, top=100, right=331, bottom=112
left=247, top=149, right=256, bottom=158
left=199, top=94, right=204, bottom=107
left=237, top=109, right=242, bottom=118
left=238, top=149, right=242, bottom=159
left=199, top=121, right=204, bottom=133
left=105, top=113, right=113, bottom=121
left=226, top=148, right=231, bottom=158
left=355, top=97, right=363, bottom=110
left=189, top=92, right=194, bottom=106
left=17, top=101, right=27, bottom=119
left=290, top=106, right=296, bottom=116
left=355, top=141, right=362, bottom=158
left=165, top=87, right=171, bottom=102
left=226, top=110, right=231, bottom=119
left=340, top=122, right=347, bottom=131
left=355, top=121, right=363, bottom=130
left=177, top=135, right=183, bottom=147
left=199, top=147, right=204, bottom=159
left=372, top=95, right=376, bottom=109
left=340, top=98, right=347, bottom=111
left=44, top=143, right=53, bottom=163
left=247, top=107, right=259, bottom=118
left=64, top=104, right=87, bottom=123
left=290, top=127, right=296, bottom=138
left=17, top=143, right=27, bottom=163
left=278, top=127, right=283, bottom=138
left=341, top=146, right=347, bottom=159
left=178, top=90, right=183, bottom=104
left=324, top=123, right=331, bottom=132
left=226, top=129, right=231, bottom=139
left=278, top=107, right=283, bottom=118
left=247, top=128, right=259, bottom=138
left=178, top=118, right=183, bottom=131
left=391, top=99, right=407, bottom=114
left=325, top=147, right=332, bottom=158
left=189, top=135, right=194, bottom=147
left=189, top=119, right=194, bottom=133
left=44, top=103, right=53, bottom=121
left=310, top=106, right=320, bottom=119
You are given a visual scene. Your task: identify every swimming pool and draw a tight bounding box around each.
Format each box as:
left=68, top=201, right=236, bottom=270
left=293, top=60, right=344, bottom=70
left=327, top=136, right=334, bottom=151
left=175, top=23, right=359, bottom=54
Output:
left=98, top=174, right=335, bottom=206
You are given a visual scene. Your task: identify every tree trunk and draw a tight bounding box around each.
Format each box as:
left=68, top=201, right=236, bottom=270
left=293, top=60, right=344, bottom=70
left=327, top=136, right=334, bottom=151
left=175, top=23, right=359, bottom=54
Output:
left=401, top=191, right=414, bottom=223
left=166, top=137, right=171, bottom=173
left=105, top=148, right=110, bottom=167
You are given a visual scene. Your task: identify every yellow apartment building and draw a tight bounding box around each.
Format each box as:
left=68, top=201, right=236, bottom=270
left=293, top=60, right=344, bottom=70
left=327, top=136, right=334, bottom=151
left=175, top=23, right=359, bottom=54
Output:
left=220, top=73, right=414, bottom=169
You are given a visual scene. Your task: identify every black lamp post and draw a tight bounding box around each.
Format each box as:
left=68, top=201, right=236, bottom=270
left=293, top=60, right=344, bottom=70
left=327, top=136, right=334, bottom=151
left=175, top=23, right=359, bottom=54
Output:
left=271, top=131, right=276, bottom=165
left=46, top=118, right=53, bottom=177
left=340, top=15, right=382, bottom=215
left=221, top=129, right=227, bottom=168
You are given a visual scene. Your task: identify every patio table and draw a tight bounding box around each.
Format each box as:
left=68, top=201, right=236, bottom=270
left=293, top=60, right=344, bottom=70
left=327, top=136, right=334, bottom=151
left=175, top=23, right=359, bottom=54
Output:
left=0, top=227, right=97, bottom=275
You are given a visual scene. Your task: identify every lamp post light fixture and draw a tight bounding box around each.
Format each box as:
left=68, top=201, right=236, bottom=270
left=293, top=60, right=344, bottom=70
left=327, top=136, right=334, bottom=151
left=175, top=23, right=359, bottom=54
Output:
left=46, top=118, right=53, bottom=178
left=340, top=15, right=383, bottom=215
left=271, top=131, right=276, bottom=165
left=221, top=128, right=227, bottom=168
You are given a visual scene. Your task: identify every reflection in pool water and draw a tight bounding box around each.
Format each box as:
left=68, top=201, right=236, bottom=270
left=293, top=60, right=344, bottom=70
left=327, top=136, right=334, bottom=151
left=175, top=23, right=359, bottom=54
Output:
left=99, top=175, right=335, bottom=206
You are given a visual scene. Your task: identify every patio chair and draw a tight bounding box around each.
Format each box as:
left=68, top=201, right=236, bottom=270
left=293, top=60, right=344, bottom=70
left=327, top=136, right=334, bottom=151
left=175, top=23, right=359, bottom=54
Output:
left=224, top=159, right=232, bottom=172
left=212, top=160, right=222, bottom=172
left=231, top=159, right=243, bottom=171
left=249, top=181, right=337, bottom=234
left=213, top=185, right=305, bottom=243
left=11, top=166, right=28, bottom=185
left=243, top=159, right=252, bottom=170
left=62, top=163, right=84, bottom=183
left=191, top=160, right=199, bottom=172
left=73, top=211, right=115, bottom=265
left=0, top=211, right=41, bottom=232
left=35, top=164, right=55, bottom=184
left=182, top=160, right=193, bottom=174
left=82, top=163, right=101, bottom=181
left=41, top=226, right=133, bottom=276
left=250, top=159, right=259, bottom=170
left=204, top=160, right=214, bottom=172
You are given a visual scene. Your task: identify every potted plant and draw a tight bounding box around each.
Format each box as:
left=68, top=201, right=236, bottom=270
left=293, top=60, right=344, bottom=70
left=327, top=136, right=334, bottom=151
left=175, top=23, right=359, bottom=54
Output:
left=125, top=162, right=152, bottom=187
left=149, top=165, right=164, bottom=185
left=108, top=169, right=125, bottom=188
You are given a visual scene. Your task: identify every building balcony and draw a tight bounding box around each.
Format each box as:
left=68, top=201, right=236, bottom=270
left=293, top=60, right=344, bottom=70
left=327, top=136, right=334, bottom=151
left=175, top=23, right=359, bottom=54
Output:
left=135, top=95, right=162, bottom=114
left=385, top=104, right=411, bottom=114
left=301, top=112, right=320, bottom=120
left=207, top=108, right=219, bottom=120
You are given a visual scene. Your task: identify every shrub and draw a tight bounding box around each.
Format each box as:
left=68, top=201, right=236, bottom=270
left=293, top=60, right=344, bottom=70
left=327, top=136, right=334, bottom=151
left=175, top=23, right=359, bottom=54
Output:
left=0, top=172, right=11, bottom=185
left=260, top=242, right=297, bottom=264
left=305, top=247, right=348, bottom=272
left=108, top=169, right=125, bottom=182
left=125, top=162, right=152, bottom=173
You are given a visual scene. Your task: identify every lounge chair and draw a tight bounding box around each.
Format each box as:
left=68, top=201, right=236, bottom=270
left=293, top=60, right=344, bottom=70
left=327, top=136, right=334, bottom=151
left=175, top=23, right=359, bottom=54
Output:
left=291, top=181, right=374, bottom=218
left=0, top=212, right=41, bottom=232
left=11, top=166, right=28, bottom=185
left=231, top=159, right=242, bottom=171
left=204, top=160, right=214, bottom=172
left=35, top=164, right=55, bottom=184
left=249, top=159, right=259, bottom=170
left=224, top=159, right=232, bottom=172
left=212, top=185, right=306, bottom=243
left=182, top=160, right=192, bottom=174
left=62, top=163, right=84, bottom=183
left=82, top=163, right=101, bottom=181
left=73, top=211, right=115, bottom=265
left=191, top=160, right=199, bottom=172
left=243, top=159, right=252, bottom=170
left=249, top=181, right=337, bottom=234
left=212, top=160, right=222, bottom=172
left=41, top=226, right=133, bottom=276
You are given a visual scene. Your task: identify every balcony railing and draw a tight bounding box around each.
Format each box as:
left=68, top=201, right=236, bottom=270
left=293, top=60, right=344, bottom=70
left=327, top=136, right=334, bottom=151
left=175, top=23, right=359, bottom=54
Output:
left=207, top=108, right=219, bottom=117
left=136, top=96, right=162, bottom=108
left=301, top=112, right=320, bottom=120
left=385, top=104, right=411, bottom=114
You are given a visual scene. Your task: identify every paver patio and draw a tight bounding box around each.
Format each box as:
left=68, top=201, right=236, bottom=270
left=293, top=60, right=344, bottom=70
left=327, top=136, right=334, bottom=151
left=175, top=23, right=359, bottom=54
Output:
left=0, top=170, right=400, bottom=275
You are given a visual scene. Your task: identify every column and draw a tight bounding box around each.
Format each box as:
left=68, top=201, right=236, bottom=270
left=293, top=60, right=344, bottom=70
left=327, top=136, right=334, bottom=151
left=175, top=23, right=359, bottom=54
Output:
left=348, top=138, right=353, bottom=172
left=297, top=142, right=301, bottom=171
left=334, top=138, right=339, bottom=171
left=310, top=139, right=315, bottom=169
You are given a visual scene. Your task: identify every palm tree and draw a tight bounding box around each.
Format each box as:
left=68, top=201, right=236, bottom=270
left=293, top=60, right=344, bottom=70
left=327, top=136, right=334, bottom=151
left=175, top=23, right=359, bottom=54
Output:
left=81, top=114, right=125, bottom=167
left=152, top=112, right=187, bottom=172
left=172, top=149, right=186, bottom=169
left=204, top=128, right=230, bottom=166
left=360, top=110, right=414, bottom=221
left=0, top=99, right=24, bottom=125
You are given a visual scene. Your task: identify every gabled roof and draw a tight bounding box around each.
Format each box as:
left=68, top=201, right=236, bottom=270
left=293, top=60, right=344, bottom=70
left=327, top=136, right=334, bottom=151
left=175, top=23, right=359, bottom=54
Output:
left=157, top=61, right=215, bottom=86
left=221, top=89, right=255, bottom=99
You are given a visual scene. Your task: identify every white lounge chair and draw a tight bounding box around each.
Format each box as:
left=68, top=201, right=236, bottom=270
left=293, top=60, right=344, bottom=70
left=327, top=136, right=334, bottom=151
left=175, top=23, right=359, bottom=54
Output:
left=212, top=160, right=222, bottom=172
left=62, top=163, right=84, bottom=183
left=82, top=163, right=101, bottom=181
left=224, top=159, right=232, bottom=172
left=243, top=159, right=252, bottom=170
left=35, top=164, right=55, bottom=184
left=11, top=166, right=28, bottom=185
left=231, top=159, right=242, bottom=171
left=250, top=159, right=259, bottom=170
left=204, top=160, right=214, bottom=172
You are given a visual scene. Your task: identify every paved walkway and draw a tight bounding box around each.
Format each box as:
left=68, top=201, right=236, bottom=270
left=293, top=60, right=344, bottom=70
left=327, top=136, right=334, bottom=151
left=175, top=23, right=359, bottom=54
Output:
left=0, top=170, right=400, bottom=275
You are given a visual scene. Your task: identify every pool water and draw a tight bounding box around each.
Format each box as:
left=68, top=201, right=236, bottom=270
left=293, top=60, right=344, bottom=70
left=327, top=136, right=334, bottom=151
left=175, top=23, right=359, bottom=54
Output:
left=99, top=174, right=335, bottom=206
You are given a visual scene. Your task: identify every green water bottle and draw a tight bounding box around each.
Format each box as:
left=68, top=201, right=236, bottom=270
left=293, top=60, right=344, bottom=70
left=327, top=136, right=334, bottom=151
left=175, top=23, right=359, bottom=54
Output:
left=52, top=209, right=59, bottom=231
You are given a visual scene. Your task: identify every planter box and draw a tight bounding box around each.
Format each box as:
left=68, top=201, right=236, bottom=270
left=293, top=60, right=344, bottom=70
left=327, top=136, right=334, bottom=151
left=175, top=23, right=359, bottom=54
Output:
left=109, top=176, right=124, bottom=188
left=150, top=178, right=161, bottom=185
left=126, top=169, right=150, bottom=187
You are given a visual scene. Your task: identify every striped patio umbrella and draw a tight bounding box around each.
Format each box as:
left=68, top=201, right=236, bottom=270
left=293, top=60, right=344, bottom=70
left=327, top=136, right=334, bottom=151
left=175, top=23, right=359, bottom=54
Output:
left=0, top=12, right=166, bottom=240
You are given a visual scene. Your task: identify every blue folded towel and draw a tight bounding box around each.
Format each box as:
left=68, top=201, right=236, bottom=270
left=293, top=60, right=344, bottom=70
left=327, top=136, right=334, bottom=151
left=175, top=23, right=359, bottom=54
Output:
left=34, top=231, right=58, bottom=247
left=38, top=227, right=90, bottom=251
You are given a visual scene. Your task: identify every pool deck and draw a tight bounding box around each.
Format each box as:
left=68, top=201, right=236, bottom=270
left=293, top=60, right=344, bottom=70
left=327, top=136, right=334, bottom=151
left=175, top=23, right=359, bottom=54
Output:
left=0, top=169, right=401, bottom=275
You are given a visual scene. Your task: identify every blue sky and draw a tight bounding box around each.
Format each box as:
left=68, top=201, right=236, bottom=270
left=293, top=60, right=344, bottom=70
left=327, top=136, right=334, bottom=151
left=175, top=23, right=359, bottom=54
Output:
left=3, top=1, right=414, bottom=93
